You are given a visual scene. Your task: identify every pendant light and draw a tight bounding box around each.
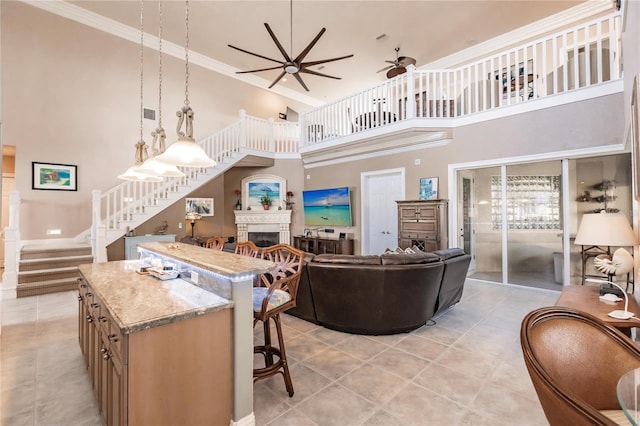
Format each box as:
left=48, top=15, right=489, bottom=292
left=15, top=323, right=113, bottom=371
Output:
left=156, top=0, right=216, bottom=168
left=136, top=0, right=185, bottom=178
left=118, top=0, right=162, bottom=183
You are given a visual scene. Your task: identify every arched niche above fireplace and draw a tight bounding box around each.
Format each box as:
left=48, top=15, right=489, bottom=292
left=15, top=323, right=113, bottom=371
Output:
left=241, top=174, right=287, bottom=211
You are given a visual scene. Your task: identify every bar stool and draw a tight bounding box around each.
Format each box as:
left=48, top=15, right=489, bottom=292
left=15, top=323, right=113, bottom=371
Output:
left=234, top=241, right=259, bottom=258
left=253, top=244, right=303, bottom=396
left=205, top=237, right=225, bottom=251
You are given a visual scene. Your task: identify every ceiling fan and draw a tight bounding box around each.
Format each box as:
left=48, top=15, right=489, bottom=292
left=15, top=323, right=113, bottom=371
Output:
left=378, top=47, right=417, bottom=79
left=227, top=1, right=353, bottom=91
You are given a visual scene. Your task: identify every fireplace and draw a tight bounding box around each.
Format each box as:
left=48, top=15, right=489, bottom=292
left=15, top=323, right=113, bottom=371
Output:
left=234, top=209, right=292, bottom=245
left=248, top=232, right=279, bottom=247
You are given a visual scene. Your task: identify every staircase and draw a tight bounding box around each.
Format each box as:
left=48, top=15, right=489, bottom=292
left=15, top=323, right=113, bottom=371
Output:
left=16, top=243, right=93, bottom=297
left=1, top=111, right=300, bottom=299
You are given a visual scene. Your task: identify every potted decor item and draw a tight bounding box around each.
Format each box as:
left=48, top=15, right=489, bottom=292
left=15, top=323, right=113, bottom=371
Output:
left=260, top=193, right=272, bottom=210
left=233, top=189, right=242, bottom=210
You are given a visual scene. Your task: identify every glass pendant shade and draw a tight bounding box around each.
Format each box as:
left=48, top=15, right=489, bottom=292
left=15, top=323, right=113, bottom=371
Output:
left=136, top=157, right=185, bottom=177
left=155, top=141, right=217, bottom=168
left=117, top=165, right=163, bottom=182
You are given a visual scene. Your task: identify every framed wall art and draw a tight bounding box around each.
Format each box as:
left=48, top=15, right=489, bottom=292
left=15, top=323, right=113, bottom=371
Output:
left=419, top=177, right=438, bottom=200
left=186, top=197, right=214, bottom=216
left=32, top=162, right=77, bottom=191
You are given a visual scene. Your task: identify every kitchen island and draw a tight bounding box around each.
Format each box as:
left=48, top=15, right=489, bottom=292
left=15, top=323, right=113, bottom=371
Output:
left=79, top=242, right=275, bottom=426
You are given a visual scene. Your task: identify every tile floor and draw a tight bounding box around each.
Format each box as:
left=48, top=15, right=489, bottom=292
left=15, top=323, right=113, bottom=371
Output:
left=1, top=279, right=559, bottom=426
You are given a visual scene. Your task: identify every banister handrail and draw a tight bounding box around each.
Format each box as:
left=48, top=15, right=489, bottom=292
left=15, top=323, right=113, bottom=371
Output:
left=300, top=11, right=621, bottom=146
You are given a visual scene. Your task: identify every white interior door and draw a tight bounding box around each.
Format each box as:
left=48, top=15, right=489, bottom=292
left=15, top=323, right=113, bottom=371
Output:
left=361, top=168, right=405, bottom=255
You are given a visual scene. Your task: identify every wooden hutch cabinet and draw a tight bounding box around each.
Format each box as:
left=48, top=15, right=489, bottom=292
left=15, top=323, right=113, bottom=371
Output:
left=397, top=200, right=448, bottom=252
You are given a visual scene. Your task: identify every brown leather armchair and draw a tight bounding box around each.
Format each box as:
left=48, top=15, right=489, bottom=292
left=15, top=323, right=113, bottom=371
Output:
left=521, top=306, right=640, bottom=425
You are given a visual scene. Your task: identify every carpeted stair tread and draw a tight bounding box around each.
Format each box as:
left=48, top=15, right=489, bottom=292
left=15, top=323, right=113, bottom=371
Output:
left=20, top=254, right=93, bottom=265
left=17, top=278, right=79, bottom=297
left=18, top=266, right=79, bottom=276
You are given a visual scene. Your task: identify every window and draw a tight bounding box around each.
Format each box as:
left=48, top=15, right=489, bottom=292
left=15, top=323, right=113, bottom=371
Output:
left=491, top=175, right=560, bottom=229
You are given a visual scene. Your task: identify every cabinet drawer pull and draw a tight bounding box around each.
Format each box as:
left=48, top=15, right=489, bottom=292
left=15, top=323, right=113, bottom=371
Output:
left=90, top=303, right=99, bottom=308
left=101, top=348, right=108, bottom=354
left=108, top=334, right=119, bottom=343
left=98, top=316, right=107, bottom=323
left=86, top=316, right=93, bottom=323
left=86, top=293, right=93, bottom=298
left=102, top=352, right=111, bottom=361
left=77, top=295, right=83, bottom=301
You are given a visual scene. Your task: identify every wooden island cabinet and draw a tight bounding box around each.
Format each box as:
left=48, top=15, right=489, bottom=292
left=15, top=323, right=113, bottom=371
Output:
left=78, top=262, right=233, bottom=426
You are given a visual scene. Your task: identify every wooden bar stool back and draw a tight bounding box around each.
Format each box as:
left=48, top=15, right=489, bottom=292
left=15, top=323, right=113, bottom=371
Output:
left=205, top=237, right=225, bottom=251
left=253, top=243, right=303, bottom=396
left=234, top=241, right=259, bottom=258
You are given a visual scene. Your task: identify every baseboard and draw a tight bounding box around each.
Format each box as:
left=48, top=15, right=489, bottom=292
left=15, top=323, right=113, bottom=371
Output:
left=230, top=413, right=255, bottom=426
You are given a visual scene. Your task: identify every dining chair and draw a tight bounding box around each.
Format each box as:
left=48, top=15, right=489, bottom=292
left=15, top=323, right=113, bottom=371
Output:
left=253, top=243, right=304, bottom=396
left=205, top=237, right=225, bottom=251
left=521, top=306, right=640, bottom=425
left=234, top=241, right=259, bottom=258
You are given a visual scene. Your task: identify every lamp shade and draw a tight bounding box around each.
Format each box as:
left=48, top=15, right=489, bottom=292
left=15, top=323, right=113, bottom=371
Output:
left=117, top=165, right=163, bottom=182
left=155, top=141, right=217, bottom=168
left=574, top=213, right=638, bottom=247
left=136, top=157, right=185, bottom=178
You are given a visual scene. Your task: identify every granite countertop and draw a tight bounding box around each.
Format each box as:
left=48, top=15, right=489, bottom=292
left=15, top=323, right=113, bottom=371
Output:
left=137, top=241, right=275, bottom=278
left=79, top=261, right=234, bottom=334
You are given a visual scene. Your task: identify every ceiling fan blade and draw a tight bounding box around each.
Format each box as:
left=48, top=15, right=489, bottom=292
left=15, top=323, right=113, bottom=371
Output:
left=385, top=60, right=398, bottom=65
left=293, top=73, right=310, bottom=91
left=293, top=27, right=327, bottom=63
left=268, top=70, right=287, bottom=89
left=236, top=65, right=285, bottom=74
left=228, top=44, right=284, bottom=65
left=386, top=66, right=407, bottom=79
left=377, top=65, right=394, bottom=73
left=299, top=68, right=341, bottom=80
left=301, top=54, right=354, bottom=68
left=264, top=23, right=292, bottom=62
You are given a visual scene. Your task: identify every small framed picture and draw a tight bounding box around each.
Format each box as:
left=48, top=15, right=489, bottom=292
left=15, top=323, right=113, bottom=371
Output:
left=186, top=197, right=214, bottom=216
left=32, top=162, right=77, bottom=191
left=419, top=177, right=438, bottom=200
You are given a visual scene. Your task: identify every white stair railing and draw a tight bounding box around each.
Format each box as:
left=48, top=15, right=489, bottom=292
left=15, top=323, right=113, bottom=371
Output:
left=94, top=110, right=300, bottom=251
left=300, top=11, right=621, bottom=147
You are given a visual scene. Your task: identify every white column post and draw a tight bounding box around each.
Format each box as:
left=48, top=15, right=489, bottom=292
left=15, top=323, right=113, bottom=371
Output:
left=92, top=190, right=107, bottom=263
left=230, top=275, right=255, bottom=426
left=405, top=65, right=416, bottom=119
left=239, top=109, right=247, bottom=149
left=267, top=117, right=275, bottom=153
left=2, top=190, right=20, bottom=299
left=298, top=112, right=307, bottom=149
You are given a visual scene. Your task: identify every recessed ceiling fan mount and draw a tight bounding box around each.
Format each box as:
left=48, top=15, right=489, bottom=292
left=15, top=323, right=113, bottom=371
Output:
left=228, top=0, right=353, bottom=91
left=378, top=47, right=416, bottom=79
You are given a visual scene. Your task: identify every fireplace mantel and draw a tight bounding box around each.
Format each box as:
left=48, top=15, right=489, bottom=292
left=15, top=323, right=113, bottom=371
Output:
left=234, top=209, right=292, bottom=244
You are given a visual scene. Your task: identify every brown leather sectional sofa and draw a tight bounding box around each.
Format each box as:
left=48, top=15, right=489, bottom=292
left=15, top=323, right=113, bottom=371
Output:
left=287, top=248, right=471, bottom=335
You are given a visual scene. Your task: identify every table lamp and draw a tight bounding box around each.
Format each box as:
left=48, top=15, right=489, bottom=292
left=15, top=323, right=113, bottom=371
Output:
left=185, top=211, right=202, bottom=238
left=574, top=212, right=638, bottom=294
left=587, top=278, right=634, bottom=319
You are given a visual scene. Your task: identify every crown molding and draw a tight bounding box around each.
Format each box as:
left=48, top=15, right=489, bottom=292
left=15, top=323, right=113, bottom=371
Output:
left=423, top=0, right=615, bottom=70
left=18, top=0, right=323, bottom=108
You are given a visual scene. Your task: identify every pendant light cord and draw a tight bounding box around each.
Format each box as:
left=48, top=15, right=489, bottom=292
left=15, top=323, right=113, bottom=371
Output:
left=139, top=0, right=144, bottom=143
left=289, top=0, right=293, bottom=59
left=158, top=0, right=162, bottom=128
left=184, top=0, right=190, bottom=106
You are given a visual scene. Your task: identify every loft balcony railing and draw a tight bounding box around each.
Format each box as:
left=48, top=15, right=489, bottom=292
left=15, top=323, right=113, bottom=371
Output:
left=299, top=12, right=621, bottom=147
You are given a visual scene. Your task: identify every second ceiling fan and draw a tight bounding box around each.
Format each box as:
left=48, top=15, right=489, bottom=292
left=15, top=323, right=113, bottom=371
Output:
left=228, top=1, right=353, bottom=91
left=378, top=47, right=416, bottom=79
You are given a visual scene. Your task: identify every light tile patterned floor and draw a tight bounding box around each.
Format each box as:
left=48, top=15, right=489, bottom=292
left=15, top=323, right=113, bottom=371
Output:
left=1, top=280, right=558, bottom=425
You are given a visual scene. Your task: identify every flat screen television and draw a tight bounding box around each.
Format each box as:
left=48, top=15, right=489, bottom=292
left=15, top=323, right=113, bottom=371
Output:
left=302, top=187, right=352, bottom=227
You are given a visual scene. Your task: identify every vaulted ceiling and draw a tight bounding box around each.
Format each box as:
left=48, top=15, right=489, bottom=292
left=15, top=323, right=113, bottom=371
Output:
left=69, top=0, right=593, bottom=104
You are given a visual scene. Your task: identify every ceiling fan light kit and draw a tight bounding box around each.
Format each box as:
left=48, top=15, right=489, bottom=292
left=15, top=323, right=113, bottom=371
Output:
left=228, top=0, right=353, bottom=91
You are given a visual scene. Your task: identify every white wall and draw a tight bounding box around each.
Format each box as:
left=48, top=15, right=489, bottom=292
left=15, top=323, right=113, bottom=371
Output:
left=1, top=2, right=312, bottom=240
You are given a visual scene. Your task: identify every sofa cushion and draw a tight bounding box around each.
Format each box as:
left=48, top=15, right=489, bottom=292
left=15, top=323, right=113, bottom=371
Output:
left=381, top=252, right=440, bottom=265
left=434, top=248, right=466, bottom=260
left=312, top=254, right=382, bottom=265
